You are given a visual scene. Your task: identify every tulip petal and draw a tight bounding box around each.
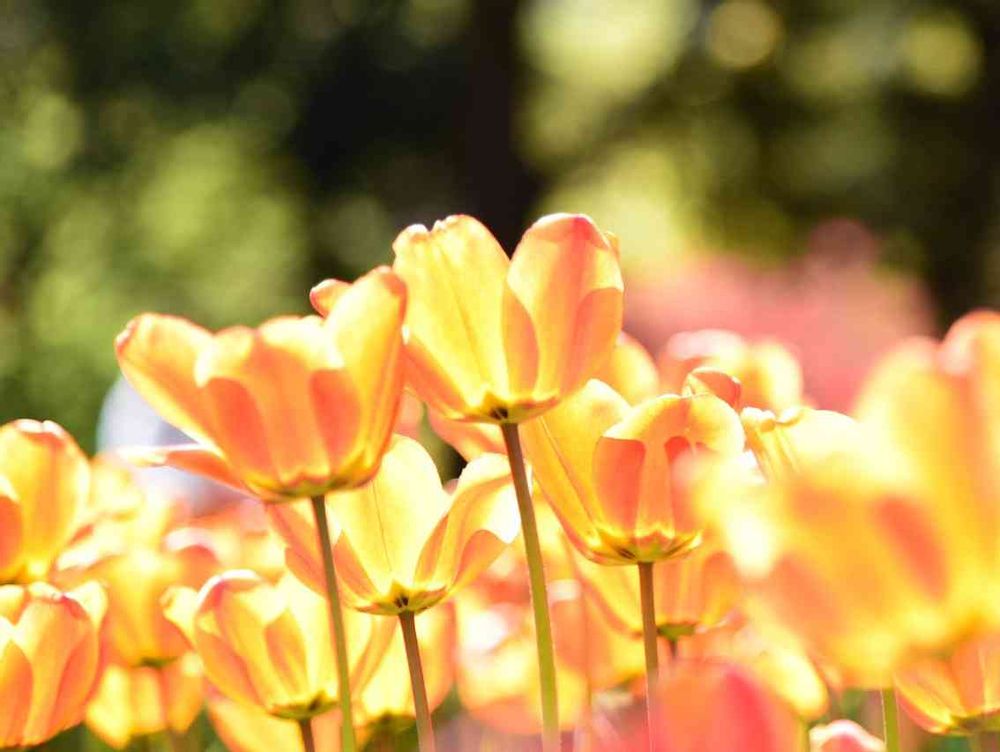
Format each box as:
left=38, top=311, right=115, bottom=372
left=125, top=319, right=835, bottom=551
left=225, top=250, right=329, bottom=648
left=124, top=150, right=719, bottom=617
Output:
left=393, top=216, right=510, bottom=418
left=503, top=214, right=623, bottom=408
left=121, top=444, right=246, bottom=494
left=115, top=314, right=215, bottom=443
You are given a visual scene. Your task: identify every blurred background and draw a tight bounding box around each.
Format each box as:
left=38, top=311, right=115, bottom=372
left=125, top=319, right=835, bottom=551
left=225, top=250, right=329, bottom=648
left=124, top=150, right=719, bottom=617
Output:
left=1, top=0, right=998, bottom=450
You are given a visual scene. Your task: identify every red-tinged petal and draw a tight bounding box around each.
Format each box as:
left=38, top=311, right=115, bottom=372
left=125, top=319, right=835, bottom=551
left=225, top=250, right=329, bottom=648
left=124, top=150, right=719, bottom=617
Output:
left=320, top=266, right=406, bottom=484
left=393, top=216, right=509, bottom=419
left=120, top=444, right=247, bottom=494
left=0, top=486, right=23, bottom=584
left=0, top=625, right=33, bottom=747
left=683, top=367, right=742, bottom=409
left=309, top=278, right=349, bottom=317
left=115, top=314, right=215, bottom=443
left=503, top=214, right=623, bottom=410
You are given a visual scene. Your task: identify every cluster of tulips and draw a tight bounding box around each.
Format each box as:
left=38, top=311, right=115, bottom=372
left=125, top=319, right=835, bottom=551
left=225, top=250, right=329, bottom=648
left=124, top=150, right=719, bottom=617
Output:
left=0, top=212, right=997, bottom=752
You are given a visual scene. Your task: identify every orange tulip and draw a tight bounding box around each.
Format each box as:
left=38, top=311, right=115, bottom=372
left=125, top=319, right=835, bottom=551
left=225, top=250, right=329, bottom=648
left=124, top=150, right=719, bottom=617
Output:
left=0, top=581, right=107, bottom=747
left=85, top=654, right=203, bottom=749
left=810, top=720, right=886, bottom=752
left=360, top=604, right=456, bottom=726
left=358, top=213, right=622, bottom=424
left=115, top=266, right=406, bottom=501
left=186, top=499, right=287, bottom=582
left=740, top=406, right=861, bottom=480
left=659, top=329, right=804, bottom=412
left=520, top=379, right=744, bottom=564
left=272, top=436, right=519, bottom=615
left=578, top=543, right=741, bottom=641
left=164, top=571, right=393, bottom=719
left=0, top=420, right=89, bottom=584
left=895, top=631, right=1000, bottom=735
left=703, top=447, right=996, bottom=688
left=208, top=693, right=347, bottom=752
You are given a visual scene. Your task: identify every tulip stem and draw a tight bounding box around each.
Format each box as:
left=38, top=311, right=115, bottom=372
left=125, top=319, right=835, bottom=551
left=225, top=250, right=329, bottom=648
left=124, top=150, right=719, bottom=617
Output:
left=880, top=688, right=901, bottom=752
left=297, top=718, right=317, bottom=752
left=400, top=610, right=437, bottom=752
left=501, top=422, right=560, bottom=752
left=970, top=734, right=985, bottom=752
left=310, top=495, right=358, bottom=752
left=638, top=561, right=659, bottom=752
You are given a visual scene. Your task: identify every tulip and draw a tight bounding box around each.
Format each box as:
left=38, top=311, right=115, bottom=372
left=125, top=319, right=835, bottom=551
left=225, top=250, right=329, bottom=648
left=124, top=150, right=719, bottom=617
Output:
left=85, top=654, right=203, bottom=749
left=810, top=720, right=886, bottom=752
left=740, top=406, right=861, bottom=480
left=0, top=420, right=90, bottom=584
left=164, top=571, right=393, bottom=722
left=118, top=266, right=407, bottom=751
left=365, top=214, right=622, bottom=751
left=658, top=329, right=804, bottom=412
left=895, top=631, right=1000, bottom=736
left=115, top=266, right=406, bottom=501
left=0, top=581, right=107, bottom=747
left=594, top=332, right=661, bottom=406
left=273, top=435, right=517, bottom=752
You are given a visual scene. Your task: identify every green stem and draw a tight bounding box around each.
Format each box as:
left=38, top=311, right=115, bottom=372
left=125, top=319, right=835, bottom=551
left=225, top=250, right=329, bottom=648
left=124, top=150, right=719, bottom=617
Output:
left=310, top=495, right=357, bottom=752
left=400, top=611, right=437, bottom=752
left=970, top=733, right=985, bottom=752
left=501, top=422, right=560, bottom=752
left=638, top=561, right=659, bottom=752
left=880, top=688, right=901, bottom=752
left=297, top=717, right=316, bottom=752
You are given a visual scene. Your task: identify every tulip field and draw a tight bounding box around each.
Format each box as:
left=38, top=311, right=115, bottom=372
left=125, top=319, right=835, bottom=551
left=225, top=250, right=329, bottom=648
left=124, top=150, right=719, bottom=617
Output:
left=1, top=212, right=997, bottom=752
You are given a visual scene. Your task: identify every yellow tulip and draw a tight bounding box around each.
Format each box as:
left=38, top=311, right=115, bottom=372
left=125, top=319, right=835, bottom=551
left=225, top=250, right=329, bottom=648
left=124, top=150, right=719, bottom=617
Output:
left=0, top=581, right=107, bottom=747
left=0, top=420, right=89, bottom=584
left=377, top=213, right=622, bottom=424
left=208, top=693, right=347, bottom=752
left=116, top=266, right=406, bottom=501
left=520, top=379, right=744, bottom=564
left=164, top=571, right=393, bottom=719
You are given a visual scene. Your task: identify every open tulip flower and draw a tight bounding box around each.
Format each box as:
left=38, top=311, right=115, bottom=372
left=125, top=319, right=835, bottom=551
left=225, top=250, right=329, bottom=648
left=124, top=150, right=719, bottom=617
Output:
left=164, top=571, right=394, bottom=720
left=895, top=631, right=1000, bottom=735
left=85, top=654, right=204, bottom=749
left=740, top=406, right=862, bottom=480
left=349, top=213, right=624, bottom=424
left=810, top=720, right=887, bottom=752
left=520, top=379, right=745, bottom=564
left=658, top=329, right=805, bottom=413
left=272, top=435, right=518, bottom=615
left=115, top=265, right=406, bottom=501
left=0, top=581, right=107, bottom=748
left=0, top=419, right=90, bottom=584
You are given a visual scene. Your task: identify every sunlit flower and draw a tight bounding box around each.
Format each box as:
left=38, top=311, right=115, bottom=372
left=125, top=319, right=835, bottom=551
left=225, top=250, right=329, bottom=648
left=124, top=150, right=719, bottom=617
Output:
left=371, top=213, right=622, bottom=424
left=164, top=571, right=393, bottom=719
left=272, top=435, right=518, bottom=615
left=810, top=720, right=886, bottom=752
left=0, top=420, right=90, bottom=584
left=85, top=654, right=203, bottom=749
left=520, top=379, right=744, bottom=564
left=740, top=406, right=861, bottom=480
left=0, top=581, right=107, bottom=747
left=115, top=266, right=406, bottom=501
left=895, top=631, right=1000, bottom=735
left=594, top=332, right=660, bottom=405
